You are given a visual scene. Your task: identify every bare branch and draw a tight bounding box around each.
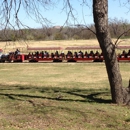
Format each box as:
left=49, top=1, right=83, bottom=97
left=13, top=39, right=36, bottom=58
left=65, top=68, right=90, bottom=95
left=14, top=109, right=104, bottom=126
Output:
left=115, top=28, right=130, bottom=46
left=61, top=0, right=79, bottom=26
left=75, top=24, right=96, bottom=35
left=0, top=0, right=56, bottom=29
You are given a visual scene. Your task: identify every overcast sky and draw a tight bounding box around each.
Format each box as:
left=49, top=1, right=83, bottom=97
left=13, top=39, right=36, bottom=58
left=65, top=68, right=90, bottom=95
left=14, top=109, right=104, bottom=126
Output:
left=10, top=0, right=130, bottom=28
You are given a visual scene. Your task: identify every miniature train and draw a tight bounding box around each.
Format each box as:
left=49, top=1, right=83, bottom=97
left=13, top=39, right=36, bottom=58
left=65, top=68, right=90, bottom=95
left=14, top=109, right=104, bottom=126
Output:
left=0, top=46, right=130, bottom=63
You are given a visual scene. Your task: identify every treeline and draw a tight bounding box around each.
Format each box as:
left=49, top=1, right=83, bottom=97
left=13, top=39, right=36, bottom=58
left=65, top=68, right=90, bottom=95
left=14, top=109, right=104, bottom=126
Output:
left=0, top=25, right=96, bottom=41
left=0, top=18, right=130, bottom=41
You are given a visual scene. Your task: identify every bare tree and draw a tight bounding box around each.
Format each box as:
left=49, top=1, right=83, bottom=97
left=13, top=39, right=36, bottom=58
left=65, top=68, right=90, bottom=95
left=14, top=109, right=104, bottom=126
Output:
left=93, top=0, right=122, bottom=104
left=0, top=0, right=130, bottom=105
left=0, top=0, right=54, bottom=29
left=65, top=0, right=130, bottom=105
left=109, top=18, right=130, bottom=38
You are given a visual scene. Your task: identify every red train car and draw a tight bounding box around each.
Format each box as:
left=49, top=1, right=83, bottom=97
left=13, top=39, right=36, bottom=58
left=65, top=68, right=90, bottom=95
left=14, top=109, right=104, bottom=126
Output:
left=117, top=46, right=130, bottom=62
left=65, top=46, right=103, bottom=62
left=65, top=45, right=130, bottom=62
left=0, top=45, right=130, bottom=63
left=26, top=46, right=64, bottom=62
left=8, top=52, right=25, bottom=62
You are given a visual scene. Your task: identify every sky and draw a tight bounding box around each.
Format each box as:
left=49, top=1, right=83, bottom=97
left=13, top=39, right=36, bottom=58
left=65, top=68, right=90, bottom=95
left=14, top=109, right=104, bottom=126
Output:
left=109, top=1, right=130, bottom=21
left=3, top=0, right=130, bottom=28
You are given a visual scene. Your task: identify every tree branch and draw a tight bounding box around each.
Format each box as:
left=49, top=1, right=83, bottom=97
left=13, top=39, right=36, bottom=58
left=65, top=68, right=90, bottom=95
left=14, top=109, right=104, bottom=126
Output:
left=115, top=28, right=130, bottom=46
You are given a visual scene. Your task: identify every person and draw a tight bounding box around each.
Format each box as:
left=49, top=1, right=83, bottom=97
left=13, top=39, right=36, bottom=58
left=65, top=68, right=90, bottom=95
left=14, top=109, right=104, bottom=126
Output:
left=15, top=49, right=20, bottom=55
left=78, top=50, right=83, bottom=58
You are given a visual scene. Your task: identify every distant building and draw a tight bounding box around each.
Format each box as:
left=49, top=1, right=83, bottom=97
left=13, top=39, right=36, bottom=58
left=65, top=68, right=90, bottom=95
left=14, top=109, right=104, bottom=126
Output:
left=53, top=26, right=62, bottom=29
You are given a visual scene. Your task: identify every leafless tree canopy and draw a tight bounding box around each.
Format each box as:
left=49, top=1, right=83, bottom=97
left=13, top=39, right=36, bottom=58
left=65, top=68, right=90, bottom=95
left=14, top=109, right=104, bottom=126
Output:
left=0, top=0, right=56, bottom=29
left=0, top=0, right=130, bottom=29
left=0, top=0, right=94, bottom=30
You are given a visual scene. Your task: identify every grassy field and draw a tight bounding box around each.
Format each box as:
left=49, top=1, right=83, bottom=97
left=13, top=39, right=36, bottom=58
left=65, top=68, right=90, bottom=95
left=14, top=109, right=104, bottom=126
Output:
left=0, top=39, right=130, bottom=53
left=0, top=62, right=130, bottom=130
left=0, top=40, right=99, bottom=53
left=0, top=40, right=130, bottom=129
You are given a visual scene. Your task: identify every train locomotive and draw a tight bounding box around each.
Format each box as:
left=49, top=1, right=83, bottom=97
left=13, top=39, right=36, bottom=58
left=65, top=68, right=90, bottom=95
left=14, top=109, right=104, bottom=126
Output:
left=0, top=46, right=130, bottom=63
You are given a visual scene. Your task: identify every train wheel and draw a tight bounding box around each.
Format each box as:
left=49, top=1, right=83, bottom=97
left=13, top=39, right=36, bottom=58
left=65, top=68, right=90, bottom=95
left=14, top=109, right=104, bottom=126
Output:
left=53, top=59, right=62, bottom=62
left=93, top=59, right=103, bottom=62
left=29, top=60, right=38, bottom=62
left=67, top=59, right=76, bottom=62
left=0, top=60, right=5, bottom=63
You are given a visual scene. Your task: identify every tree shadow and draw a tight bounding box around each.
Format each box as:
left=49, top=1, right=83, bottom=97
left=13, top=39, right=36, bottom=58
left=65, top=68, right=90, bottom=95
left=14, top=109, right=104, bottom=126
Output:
left=0, top=84, right=112, bottom=104
left=66, top=90, right=112, bottom=103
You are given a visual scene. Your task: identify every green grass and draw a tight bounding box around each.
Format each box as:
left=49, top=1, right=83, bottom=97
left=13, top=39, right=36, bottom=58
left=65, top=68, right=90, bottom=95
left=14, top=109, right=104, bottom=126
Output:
left=0, top=63, right=130, bottom=130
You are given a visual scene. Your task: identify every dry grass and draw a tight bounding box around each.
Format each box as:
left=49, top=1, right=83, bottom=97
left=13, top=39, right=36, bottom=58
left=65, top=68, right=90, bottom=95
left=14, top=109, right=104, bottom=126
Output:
left=0, top=63, right=130, bottom=130
left=0, top=63, right=129, bottom=88
left=0, top=39, right=130, bottom=53
left=0, top=63, right=108, bottom=88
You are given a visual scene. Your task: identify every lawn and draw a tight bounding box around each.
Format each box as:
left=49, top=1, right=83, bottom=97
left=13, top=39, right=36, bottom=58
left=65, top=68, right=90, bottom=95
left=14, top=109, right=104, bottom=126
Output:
left=0, top=62, right=130, bottom=130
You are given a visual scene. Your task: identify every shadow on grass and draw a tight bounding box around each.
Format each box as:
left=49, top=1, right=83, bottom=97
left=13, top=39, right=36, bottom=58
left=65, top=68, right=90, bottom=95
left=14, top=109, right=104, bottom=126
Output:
left=0, top=84, right=112, bottom=104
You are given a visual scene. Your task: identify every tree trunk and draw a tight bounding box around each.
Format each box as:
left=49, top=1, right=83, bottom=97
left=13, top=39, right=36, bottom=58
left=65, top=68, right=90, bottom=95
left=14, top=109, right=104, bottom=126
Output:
left=93, top=0, right=130, bottom=104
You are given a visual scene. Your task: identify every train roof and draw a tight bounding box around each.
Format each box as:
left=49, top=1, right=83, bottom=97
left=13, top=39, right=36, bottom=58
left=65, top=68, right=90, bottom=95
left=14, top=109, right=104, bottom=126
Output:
left=65, top=45, right=130, bottom=50
left=27, top=45, right=130, bottom=51
left=27, top=46, right=63, bottom=50
left=65, top=46, right=100, bottom=50
left=117, top=45, right=130, bottom=49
